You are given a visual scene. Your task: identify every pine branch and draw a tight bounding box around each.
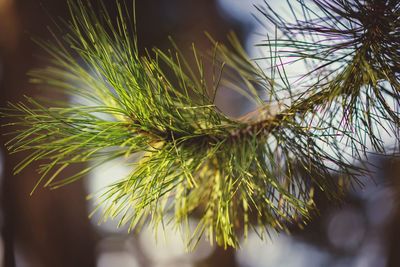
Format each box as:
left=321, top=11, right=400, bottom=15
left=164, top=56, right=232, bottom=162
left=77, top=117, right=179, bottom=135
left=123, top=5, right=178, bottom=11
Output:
left=2, top=0, right=398, bottom=248
left=256, top=0, right=400, bottom=153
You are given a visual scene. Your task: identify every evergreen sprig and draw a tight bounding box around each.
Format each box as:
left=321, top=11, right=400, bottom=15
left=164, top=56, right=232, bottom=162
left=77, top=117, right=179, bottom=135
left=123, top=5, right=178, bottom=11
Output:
left=257, top=0, right=400, bottom=152
left=2, top=0, right=398, bottom=248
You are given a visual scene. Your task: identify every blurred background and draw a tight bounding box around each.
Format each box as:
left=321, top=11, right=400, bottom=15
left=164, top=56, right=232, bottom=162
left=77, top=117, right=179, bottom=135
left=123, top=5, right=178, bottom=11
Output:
left=1, top=0, right=400, bottom=266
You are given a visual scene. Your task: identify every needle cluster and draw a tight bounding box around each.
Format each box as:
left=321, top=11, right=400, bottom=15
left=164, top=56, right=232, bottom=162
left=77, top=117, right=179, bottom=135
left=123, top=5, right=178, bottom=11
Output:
left=2, top=0, right=399, bottom=248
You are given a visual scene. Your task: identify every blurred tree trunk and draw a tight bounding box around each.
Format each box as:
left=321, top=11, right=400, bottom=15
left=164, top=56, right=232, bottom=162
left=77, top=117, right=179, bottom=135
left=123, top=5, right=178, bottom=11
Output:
left=385, top=159, right=400, bottom=267
left=0, top=1, right=97, bottom=267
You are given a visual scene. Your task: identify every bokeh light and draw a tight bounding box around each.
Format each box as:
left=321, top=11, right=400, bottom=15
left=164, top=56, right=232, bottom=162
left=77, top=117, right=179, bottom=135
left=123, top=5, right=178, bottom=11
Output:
left=327, top=207, right=367, bottom=251
left=236, top=231, right=329, bottom=267
left=139, top=218, right=214, bottom=265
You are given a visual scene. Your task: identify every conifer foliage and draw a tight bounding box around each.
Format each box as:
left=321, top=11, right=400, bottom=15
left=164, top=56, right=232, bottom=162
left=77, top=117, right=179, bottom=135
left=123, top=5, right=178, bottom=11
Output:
left=3, top=0, right=399, bottom=248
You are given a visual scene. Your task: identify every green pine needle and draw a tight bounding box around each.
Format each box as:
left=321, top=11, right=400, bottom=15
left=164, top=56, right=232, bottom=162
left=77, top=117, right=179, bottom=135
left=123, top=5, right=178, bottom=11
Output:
left=2, top=0, right=398, bottom=249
